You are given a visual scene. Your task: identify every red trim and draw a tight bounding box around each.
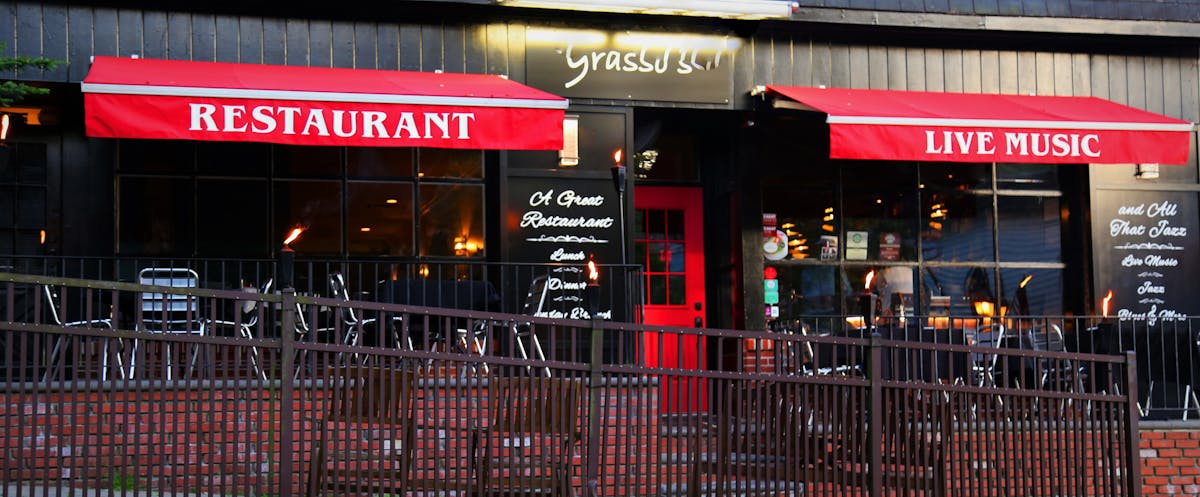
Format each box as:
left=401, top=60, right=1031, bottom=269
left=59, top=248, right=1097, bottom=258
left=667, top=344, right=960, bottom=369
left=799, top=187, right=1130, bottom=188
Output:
left=766, top=86, right=1193, bottom=164
left=83, top=57, right=567, bottom=150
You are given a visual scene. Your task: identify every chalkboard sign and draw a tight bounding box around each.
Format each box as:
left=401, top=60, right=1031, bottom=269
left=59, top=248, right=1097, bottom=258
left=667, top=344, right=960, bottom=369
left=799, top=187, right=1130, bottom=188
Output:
left=1092, top=190, right=1199, bottom=323
left=504, top=176, right=626, bottom=320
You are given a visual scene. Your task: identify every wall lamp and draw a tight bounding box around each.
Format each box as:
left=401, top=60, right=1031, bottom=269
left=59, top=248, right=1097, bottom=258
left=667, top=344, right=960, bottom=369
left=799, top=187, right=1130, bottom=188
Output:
left=497, top=0, right=798, bottom=20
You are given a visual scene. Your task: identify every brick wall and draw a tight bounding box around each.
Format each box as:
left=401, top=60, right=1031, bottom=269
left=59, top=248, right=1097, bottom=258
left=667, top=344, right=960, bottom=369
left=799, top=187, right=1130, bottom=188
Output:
left=1141, top=425, right=1200, bottom=497
left=0, top=381, right=659, bottom=496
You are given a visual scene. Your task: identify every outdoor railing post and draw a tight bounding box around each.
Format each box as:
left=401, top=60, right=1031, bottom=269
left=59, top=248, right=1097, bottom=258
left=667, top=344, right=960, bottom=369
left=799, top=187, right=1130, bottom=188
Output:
left=1124, top=351, right=1142, bottom=497
left=585, top=316, right=604, bottom=497
left=279, top=289, right=296, bottom=497
left=868, top=333, right=883, bottom=497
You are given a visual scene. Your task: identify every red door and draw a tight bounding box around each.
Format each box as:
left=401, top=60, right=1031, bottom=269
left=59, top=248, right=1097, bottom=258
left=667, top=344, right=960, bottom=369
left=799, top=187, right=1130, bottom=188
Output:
left=633, top=186, right=706, bottom=412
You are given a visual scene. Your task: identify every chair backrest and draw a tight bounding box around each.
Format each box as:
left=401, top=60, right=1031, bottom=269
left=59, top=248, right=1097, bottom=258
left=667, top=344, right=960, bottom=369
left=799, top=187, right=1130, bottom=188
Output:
left=328, top=272, right=361, bottom=324
left=42, top=284, right=64, bottom=326
left=138, top=268, right=200, bottom=329
left=324, top=365, right=418, bottom=426
left=490, top=376, right=581, bottom=439
left=139, top=268, right=199, bottom=311
left=521, top=275, right=549, bottom=317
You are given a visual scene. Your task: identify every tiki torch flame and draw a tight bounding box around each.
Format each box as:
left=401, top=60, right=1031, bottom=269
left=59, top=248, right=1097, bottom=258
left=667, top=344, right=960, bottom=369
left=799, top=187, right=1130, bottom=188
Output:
left=1102, top=290, right=1113, bottom=318
left=1020, top=274, right=1033, bottom=288
left=283, top=227, right=305, bottom=247
left=586, top=253, right=599, bottom=285
left=864, top=270, right=875, bottom=291
left=613, top=149, right=623, bottom=164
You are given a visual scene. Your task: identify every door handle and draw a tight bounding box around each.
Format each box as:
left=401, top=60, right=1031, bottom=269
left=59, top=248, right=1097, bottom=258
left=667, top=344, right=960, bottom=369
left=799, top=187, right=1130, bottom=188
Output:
left=694, top=316, right=703, bottom=328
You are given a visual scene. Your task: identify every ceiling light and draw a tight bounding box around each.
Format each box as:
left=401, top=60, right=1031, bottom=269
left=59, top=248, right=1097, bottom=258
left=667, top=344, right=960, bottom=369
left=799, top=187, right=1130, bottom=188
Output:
left=497, top=0, right=797, bottom=20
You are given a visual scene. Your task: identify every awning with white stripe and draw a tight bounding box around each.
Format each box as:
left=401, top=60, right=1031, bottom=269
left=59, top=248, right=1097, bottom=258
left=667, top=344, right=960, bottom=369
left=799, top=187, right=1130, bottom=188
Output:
left=762, top=85, right=1193, bottom=164
left=83, top=56, right=569, bottom=150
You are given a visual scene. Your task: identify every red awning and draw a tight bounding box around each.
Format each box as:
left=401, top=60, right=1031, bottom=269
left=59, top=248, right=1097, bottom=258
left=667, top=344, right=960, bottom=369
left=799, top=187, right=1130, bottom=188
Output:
left=83, top=56, right=568, bottom=150
left=763, top=86, right=1194, bottom=164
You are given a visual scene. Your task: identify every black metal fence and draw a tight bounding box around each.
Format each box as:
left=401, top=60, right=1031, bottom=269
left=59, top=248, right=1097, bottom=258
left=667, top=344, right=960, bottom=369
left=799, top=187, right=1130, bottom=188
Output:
left=0, top=272, right=1141, bottom=497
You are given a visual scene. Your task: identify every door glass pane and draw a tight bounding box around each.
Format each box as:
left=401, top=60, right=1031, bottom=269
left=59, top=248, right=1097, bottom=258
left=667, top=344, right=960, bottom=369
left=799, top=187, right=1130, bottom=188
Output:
left=668, top=275, right=685, bottom=305
left=647, top=209, right=666, bottom=240
left=666, top=209, right=684, bottom=240
left=648, top=274, right=666, bottom=305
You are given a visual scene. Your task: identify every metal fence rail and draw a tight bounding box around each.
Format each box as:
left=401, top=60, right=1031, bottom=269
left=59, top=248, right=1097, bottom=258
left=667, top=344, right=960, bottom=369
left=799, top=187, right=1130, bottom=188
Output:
left=0, top=272, right=1142, bottom=497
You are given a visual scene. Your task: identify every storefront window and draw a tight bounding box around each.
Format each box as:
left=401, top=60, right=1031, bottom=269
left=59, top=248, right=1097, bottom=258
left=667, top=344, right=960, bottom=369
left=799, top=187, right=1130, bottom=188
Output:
left=347, top=182, right=414, bottom=256
left=418, top=184, right=484, bottom=257
left=419, top=149, right=483, bottom=178
left=763, top=162, right=1068, bottom=324
left=119, top=177, right=195, bottom=256
left=842, top=162, right=918, bottom=262
left=997, top=195, right=1062, bottom=262
left=197, top=179, right=269, bottom=257
left=117, top=141, right=488, bottom=259
left=274, top=180, right=342, bottom=255
left=921, top=189, right=994, bottom=262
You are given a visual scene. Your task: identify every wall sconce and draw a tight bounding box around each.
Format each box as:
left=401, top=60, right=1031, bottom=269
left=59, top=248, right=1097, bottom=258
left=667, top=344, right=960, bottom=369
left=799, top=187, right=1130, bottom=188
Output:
left=559, top=114, right=579, bottom=167
left=1135, top=163, right=1160, bottom=180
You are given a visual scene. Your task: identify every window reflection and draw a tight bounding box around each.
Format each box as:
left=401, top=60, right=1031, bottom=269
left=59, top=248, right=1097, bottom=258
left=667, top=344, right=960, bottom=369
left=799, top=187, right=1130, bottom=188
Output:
left=418, top=148, right=483, bottom=178
left=119, top=177, right=194, bottom=256
left=418, top=184, right=483, bottom=257
left=197, top=180, right=269, bottom=257
left=273, top=180, right=341, bottom=255
left=763, top=160, right=1068, bottom=325
left=921, top=187, right=994, bottom=262
left=842, top=162, right=918, bottom=262
left=348, top=147, right=414, bottom=178
left=347, top=182, right=414, bottom=256
left=998, top=196, right=1061, bottom=262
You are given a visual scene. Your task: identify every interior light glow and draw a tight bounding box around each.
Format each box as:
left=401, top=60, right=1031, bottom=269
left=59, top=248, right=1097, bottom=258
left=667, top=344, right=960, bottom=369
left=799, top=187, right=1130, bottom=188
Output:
left=498, top=0, right=797, bottom=20
left=526, top=28, right=608, bottom=45
left=613, top=32, right=742, bottom=51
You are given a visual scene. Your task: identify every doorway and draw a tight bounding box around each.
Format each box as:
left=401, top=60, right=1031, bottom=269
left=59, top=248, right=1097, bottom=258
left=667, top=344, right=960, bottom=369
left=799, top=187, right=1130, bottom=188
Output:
left=633, top=185, right=706, bottom=411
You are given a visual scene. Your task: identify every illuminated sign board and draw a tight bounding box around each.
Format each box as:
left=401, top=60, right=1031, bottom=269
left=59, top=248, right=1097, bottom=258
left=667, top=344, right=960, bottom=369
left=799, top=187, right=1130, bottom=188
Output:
left=525, top=28, right=739, bottom=104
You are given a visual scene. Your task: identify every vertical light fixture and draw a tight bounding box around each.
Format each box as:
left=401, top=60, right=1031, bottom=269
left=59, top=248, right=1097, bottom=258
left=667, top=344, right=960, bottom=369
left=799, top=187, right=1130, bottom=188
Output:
left=559, top=115, right=580, bottom=167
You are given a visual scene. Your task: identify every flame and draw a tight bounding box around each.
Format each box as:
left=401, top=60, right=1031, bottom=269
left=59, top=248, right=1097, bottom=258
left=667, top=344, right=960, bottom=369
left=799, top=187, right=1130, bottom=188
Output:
left=613, top=149, right=623, bottom=164
left=0, top=114, right=9, bottom=141
left=974, top=301, right=995, bottom=317
left=39, top=229, right=45, bottom=245
left=864, top=270, right=875, bottom=290
left=1020, top=274, right=1033, bottom=288
left=283, top=226, right=305, bottom=246
left=1102, top=290, right=1113, bottom=318
left=587, top=255, right=599, bottom=283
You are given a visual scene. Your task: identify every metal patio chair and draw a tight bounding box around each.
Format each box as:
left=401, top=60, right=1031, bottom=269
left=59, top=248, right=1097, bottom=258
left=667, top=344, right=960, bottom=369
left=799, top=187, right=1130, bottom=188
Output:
left=40, top=284, right=120, bottom=381
left=133, top=267, right=203, bottom=380
left=201, top=278, right=272, bottom=380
